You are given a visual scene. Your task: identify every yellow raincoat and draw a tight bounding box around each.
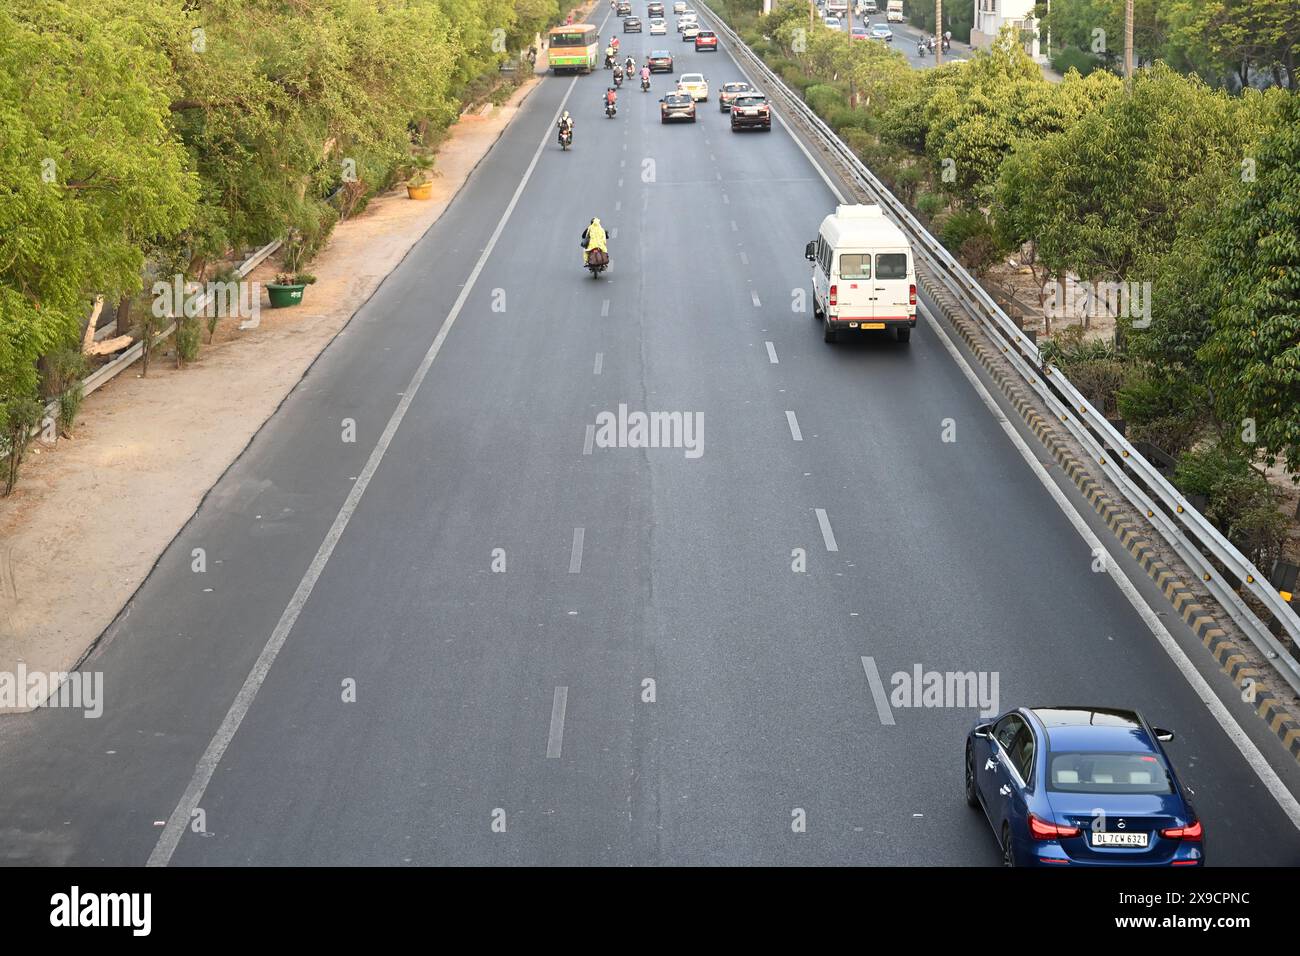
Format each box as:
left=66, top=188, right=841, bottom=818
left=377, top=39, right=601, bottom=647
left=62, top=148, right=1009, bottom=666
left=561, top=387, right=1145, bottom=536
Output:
left=583, top=218, right=608, bottom=265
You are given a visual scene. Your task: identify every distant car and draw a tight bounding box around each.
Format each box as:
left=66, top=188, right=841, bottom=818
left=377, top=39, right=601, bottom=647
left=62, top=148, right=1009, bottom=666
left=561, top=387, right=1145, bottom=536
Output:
left=682, top=22, right=700, bottom=40
left=677, top=13, right=697, bottom=32
left=624, top=16, right=641, bottom=32
left=648, top=0, right=665, bottom=14
left=695, top=30, right=718, bottom=51
left=718, top=80, right=753, bottom=112
left=870, top=23, right=893, bottom=40
left=966, top=706, right=1204, bottom=867
left=859, top=0, right=878, bottom=12
left=823, top=16, right=841, bottom=28
left=647, top=50, right=674, bottom=72
left=616, top=0, right=632, bottom=15
left=851, top=26, right=869, bottom=40
left=946, top=57, right=969, bottom=64
left=672, top=0, right=686, bottom=11
left=649, top=17, right=667, bottom=34
left=677, top=71, right=708, bottom=100
left=660, top=91, right=697, bottom=123
left=730, top=92, right=771, bottom=131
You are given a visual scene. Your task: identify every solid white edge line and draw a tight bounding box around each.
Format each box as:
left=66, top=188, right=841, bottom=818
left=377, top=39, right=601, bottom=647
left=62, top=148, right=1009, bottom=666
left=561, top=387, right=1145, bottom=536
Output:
left=921, top=304, right=1300, bottom=832
left=146, top=74, right=586, bottom=867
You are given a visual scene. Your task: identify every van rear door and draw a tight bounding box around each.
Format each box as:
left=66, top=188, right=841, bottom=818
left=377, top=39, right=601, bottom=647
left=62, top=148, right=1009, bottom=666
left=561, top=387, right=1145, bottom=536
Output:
left=872, top=249, right=913, bottom=322
left=833, top=250, right=877, bottom=325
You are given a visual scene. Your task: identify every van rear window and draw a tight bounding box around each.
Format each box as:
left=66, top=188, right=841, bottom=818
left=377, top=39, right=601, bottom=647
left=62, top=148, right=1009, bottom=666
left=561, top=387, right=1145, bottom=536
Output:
left=838, top=254, right=870, bottom=279
left=876, top=253, right=908, bottom=279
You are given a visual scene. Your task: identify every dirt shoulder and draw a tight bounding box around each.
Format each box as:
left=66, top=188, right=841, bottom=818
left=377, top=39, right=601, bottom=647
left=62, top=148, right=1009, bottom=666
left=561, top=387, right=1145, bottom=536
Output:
left=0, top=77, right=543, bottom=702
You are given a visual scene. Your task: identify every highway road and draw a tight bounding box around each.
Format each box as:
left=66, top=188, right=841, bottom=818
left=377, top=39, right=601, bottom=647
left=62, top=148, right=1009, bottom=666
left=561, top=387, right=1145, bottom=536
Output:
left=1, top=9, right=1299, bottom=866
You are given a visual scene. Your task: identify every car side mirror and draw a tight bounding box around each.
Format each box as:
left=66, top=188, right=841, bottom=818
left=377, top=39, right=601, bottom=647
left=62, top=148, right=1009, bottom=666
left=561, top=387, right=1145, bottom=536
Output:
left=1153, top=727, right=1175, bottom=742
left=972, top=723, right=993, bottom=739
left=804, top=241, right=816, bottom=261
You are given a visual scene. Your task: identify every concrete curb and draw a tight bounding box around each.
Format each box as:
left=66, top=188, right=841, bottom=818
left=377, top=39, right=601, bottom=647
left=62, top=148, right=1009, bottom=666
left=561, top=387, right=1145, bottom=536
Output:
left=920, top=270, right=1300, bottom=765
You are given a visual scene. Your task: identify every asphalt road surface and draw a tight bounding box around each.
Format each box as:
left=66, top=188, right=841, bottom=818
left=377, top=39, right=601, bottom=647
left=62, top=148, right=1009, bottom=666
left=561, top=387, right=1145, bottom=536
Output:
left=1, top=10, right=1299, bottom=866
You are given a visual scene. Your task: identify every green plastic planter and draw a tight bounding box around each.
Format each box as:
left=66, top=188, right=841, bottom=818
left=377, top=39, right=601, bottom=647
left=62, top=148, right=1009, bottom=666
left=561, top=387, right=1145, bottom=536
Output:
left=266, top=283, right=306, bottom=308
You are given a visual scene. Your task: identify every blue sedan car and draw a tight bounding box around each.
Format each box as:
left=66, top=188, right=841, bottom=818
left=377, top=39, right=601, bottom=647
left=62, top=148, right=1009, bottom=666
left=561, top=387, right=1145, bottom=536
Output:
left=965, top=706, right=1204, bottom=866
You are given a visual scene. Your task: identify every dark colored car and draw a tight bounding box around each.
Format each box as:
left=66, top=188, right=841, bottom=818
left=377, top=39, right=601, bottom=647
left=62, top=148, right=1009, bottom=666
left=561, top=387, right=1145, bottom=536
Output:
left=647, top=50, right=674, bottom=72
left=729, top=93, right=771, bottom=130
left=648, top=0, right=665, bottom=14
left=616, top=1, right=632, bottom=15
left=718, top=81, right=753, bottom=112
left=966, top=706, right=1205, bottom=867
left=624, top=16, right=642, bottom=31
left=694, top=30, right=718, bottom=51
left=659, top=91, right=696, bottom=123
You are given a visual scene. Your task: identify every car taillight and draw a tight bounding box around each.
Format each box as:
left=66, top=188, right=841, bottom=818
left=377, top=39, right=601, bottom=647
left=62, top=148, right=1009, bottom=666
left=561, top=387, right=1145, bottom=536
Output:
left=829, top=285, right=837, bottom=306
left=909, top=283, right=916, bottom=305
left=1027, top=813, right=1081, bottom=841
left=1160, top=820, right=1202, bottom=841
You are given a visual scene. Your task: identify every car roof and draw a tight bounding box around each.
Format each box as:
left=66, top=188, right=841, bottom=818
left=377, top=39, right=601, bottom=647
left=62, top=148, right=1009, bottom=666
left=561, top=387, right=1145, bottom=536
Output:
left=651, top=49, right=671, bottom=55
left=681, top=72, right=704, bottom=79
left=1030, top=706, right=1159, bottom=754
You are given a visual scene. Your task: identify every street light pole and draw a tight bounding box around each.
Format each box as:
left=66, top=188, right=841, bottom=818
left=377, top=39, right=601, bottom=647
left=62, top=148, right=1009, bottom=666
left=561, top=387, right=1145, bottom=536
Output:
left=1124, top=0, right=1134, bottom=90
left=935, top=0, right=942, bottom=65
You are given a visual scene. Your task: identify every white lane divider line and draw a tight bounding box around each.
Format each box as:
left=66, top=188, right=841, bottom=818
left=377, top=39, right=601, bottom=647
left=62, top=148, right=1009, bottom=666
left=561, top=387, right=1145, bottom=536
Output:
left=730, top=220, right=738, bottom=231
left=765, top=340, right=778, bottom=363
left=722, top=193, right=730, bottom=204
left=751, top=291, right=762, bottom=308
left=618, top=177, right=624, bottom=187
left=815, top=508, right=839, bottom=552
left=610, top=228, right=618, bottom=239
left=547, top=686, right=569, bottom=759
left=569, top=527, right=585, bottom=574
left=739, top=250, right=749, bottom=266
left=785, top=410, right=803, bottom=441
left=145, top=72, right=589, bottom=869
left=860, top=656, right=897, bottom=726
left=601, top=299, right=610, bottom=317
left=616, top=200, right=622, bottom=211
left=593, top=352, right=603, bottom=375
left=620, top=159, right=626, bottom=168
left=583, top=424, right=595, bottom=456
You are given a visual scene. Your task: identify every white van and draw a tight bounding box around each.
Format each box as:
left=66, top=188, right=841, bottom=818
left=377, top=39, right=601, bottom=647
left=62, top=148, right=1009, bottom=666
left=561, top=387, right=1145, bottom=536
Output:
left=804, top=204, right=916, bottom=343
left=886, top=0, right=904, bottom=21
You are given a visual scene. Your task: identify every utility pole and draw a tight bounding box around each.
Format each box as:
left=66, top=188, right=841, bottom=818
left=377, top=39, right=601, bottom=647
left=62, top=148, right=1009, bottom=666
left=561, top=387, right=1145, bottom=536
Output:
left=1123, top=0, right=1134, bottom=90
left=934, top=0, right=942, bottom=65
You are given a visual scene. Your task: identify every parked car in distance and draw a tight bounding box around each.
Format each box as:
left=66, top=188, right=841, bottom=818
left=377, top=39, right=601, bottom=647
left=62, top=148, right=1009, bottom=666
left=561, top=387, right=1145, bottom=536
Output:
left=660, top=91, right=697, bottom=122
left=730, top=92, right=771, bottom=131
left=718, top=80, right=753, bottom=112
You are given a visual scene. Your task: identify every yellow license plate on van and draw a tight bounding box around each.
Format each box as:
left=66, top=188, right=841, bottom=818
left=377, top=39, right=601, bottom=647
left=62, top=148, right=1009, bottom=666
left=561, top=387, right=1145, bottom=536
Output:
left=862, top=322, right=886, bottom=329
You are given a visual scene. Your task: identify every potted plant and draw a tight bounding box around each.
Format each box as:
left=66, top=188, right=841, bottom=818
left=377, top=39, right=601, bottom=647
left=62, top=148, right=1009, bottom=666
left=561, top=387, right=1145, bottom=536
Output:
left=266, top=272, right=317, bottom=308
left=403, top=152, right=436, bottom=200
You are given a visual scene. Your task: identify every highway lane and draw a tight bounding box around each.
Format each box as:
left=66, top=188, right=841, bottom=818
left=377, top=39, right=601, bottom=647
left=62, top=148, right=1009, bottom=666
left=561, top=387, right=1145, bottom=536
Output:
left=1, top=15, right=1299, bottom=866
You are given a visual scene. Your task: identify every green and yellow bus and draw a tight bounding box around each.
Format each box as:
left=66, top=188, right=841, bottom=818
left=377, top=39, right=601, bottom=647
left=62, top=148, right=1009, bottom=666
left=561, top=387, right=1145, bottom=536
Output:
left=548, top=23, right=599, bottom=73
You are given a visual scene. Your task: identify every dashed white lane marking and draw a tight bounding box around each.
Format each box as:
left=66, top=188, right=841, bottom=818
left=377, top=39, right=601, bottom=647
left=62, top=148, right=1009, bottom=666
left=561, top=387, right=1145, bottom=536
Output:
left=618, top=177, right=624, bottom=187
left=751, top=291, right=762, bottom=308
left=616, top=200, right=622, bottom=211
left=765, top=340, right=778, bottom=363
left=860, top=656, right=896, bottom=726
left=785, top=410, right=803, bottom=441
left=722, top=193, right=729, bottom=204
left=547, top=686, right=569, bottom=758
left=601, top=299, right=610, bottom=317
left=739, top=250, right=749, bottom=266
left=593, top=352, right=603, bottom=375
left=145, top=70, right=589, bottom=869
left=569, top=527, right=585, bottom=574
left=815, top=508, right=839, bottom=552
left=730, top=220, right=738, bottom=231
left=620, top=159, right=626, bottom=168
left=583, top=424, right=595, bottom=456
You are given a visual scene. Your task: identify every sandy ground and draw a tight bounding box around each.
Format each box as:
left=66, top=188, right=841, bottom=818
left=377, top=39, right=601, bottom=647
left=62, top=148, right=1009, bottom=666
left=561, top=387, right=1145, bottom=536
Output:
left=0, top=76, right=543, bottom=703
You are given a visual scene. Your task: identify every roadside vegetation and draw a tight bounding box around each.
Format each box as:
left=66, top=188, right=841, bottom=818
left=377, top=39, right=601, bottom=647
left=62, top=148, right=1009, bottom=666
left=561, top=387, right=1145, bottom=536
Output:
left=0, top=0, right=565, bottom=492
left=715, top=0, right=1299, bottom=574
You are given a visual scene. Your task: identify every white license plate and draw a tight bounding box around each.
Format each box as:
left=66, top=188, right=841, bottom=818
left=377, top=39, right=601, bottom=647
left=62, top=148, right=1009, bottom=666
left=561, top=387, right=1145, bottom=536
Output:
left=1091, top=831, right=1148, bottom=847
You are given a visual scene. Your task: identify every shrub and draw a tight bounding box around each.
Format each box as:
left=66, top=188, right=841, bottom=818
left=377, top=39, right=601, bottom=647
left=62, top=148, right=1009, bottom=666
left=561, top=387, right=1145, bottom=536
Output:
left=176, top=317, right=202, bottom=366
left=959, top=233, right=1000, bottom=275
left=916, top=191, right=946, bottom=218
left=2, top=398, right=43, bottom=496
left=1051, top=46, right=1105, bottom=77
left=938, top=208, right=995, bottom=257
left=892, top=163, right=923, bottom=203
left=805, top=83, right=847, bottom=117
left=1173, top=440, right=1286, bottom=565
left=43, top=349, right=89, bottom=437
left=1115, top=371, right=1207, bottom=455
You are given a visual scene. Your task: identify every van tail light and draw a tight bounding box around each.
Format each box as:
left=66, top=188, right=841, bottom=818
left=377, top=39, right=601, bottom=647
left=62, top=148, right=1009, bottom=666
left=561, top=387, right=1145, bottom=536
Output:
left=909, top=283, right=916, bottom=305
left=1027, top=813, right=1081, bottom=841
left=829, top=284, right=837, bottom=307
left=1160, top=820, right=1202, bottom=841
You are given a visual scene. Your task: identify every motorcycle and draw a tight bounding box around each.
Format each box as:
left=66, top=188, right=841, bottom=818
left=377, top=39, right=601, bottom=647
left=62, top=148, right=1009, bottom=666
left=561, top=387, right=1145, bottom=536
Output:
left=585, top=248, right=609, bottom=278
left=605, top=100, right=617, bottom=118
left=559, top=126, right=572, bottom=150
left=613, top=70, right=623, bottom=88
left=605, top=53, right=615, bottom=69
left=641, top=76, right=651, bottom=92
left=625, top=63, right=635, bottom=79
left=917, top=41, right=926, bottom=56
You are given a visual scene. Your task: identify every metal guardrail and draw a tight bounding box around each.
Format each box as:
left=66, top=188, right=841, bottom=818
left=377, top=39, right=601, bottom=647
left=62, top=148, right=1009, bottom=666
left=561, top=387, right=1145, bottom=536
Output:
left=701, top=3, right=1300, bottom=693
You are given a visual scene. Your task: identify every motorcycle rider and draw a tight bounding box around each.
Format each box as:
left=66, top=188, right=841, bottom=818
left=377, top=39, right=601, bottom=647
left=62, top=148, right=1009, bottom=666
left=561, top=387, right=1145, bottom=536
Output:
left=613, top=65, right=623, bottom=87
left=557, top=110, right=574, bottom=145
left=605, top=45, right=616, bottom=68
left=605, top=86, right=618, bottom=115
left=581, top=216, right=609, bottom=267
left=640, top=64, right=651, bottom=89
left=624, top=55, right=636, bottom=78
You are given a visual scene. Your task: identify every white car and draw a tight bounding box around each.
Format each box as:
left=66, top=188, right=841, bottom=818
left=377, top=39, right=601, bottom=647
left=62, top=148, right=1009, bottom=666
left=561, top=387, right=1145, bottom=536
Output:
left=677, top=13, right=697, bottom=31
left=677, top=71, right=708, bottom=100
left=824, top=16, right=841, bottom=28
left=649, top=17, right=667, bottom=34
left=672, top=0, right=686, bottom=11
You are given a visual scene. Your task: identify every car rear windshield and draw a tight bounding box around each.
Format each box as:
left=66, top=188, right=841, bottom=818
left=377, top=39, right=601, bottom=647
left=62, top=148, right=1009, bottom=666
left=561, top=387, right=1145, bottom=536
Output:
left=1048, top=752, right=1174, bottom=794
left=838, top=254, right=870, bottom=279
left=723, top=83, right=750, bottom=92
left=664, top=94, right=691, bottom=104
left=734, top=96, right=766, bottom=108
left=875, top=252, right=908, bottom=278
